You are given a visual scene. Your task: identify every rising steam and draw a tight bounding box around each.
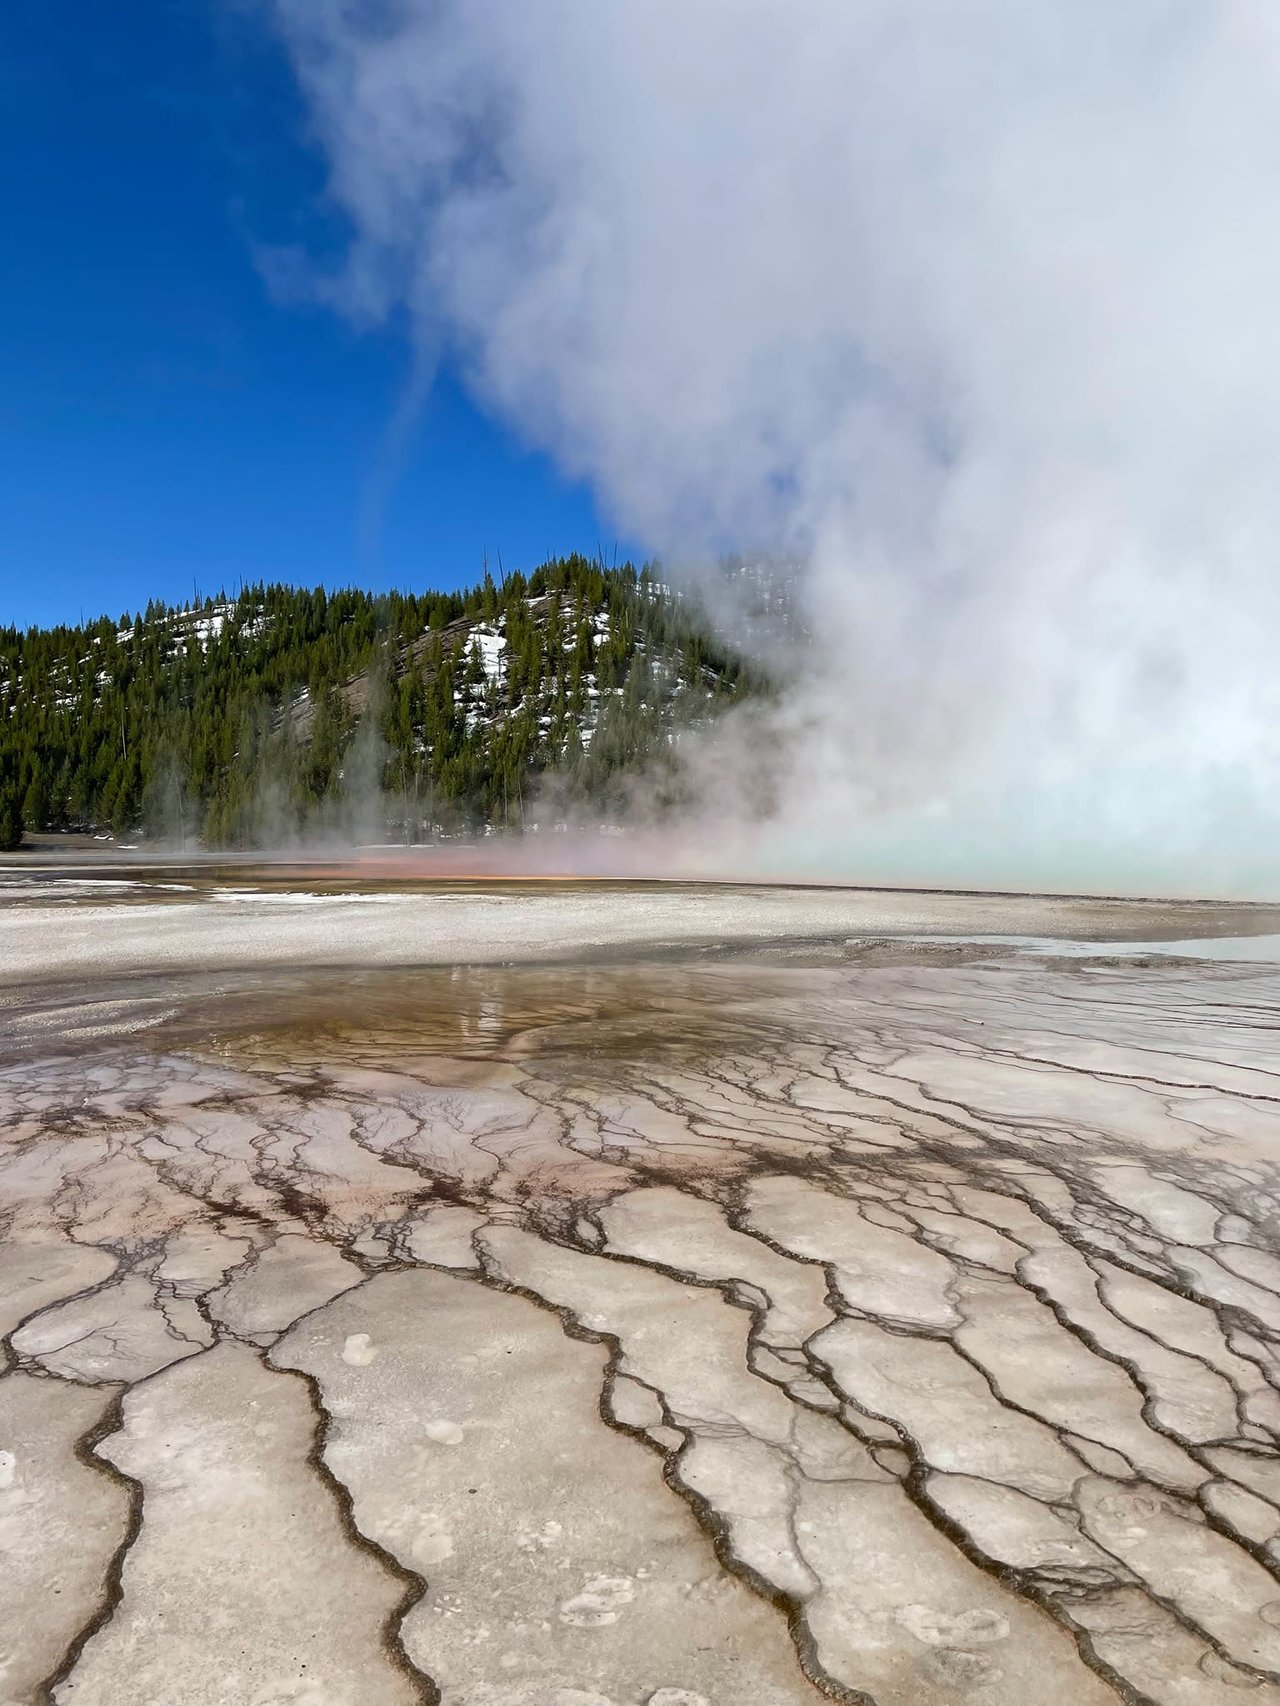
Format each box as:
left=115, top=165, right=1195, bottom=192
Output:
left=266, top=0, right=1280, bottom=896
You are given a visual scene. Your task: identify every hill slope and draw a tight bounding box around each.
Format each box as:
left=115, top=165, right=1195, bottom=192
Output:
left=0, top=556, right=761, bottom=848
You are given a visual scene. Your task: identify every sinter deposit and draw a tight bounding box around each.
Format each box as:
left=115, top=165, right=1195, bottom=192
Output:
left=4, top=873, right=1280, bottom=1704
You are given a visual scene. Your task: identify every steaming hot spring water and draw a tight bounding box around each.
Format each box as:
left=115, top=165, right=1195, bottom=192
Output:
left=6, top=863, right=1280, bottom=1706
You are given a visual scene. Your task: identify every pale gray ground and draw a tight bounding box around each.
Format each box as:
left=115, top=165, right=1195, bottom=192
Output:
left=4, top=877, right=1280, bottom=1705
left=3, top=861, right=1280, bottom=984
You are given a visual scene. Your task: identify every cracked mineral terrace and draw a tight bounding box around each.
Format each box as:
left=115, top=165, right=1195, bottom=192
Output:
left=5, top=868, right=1280, bottom=1705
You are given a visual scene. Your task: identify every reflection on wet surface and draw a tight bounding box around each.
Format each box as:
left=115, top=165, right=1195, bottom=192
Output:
left=7, top=945, right=1280, bottom=1705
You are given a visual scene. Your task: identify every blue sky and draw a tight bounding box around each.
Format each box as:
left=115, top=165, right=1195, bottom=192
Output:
left=0, top=2, right=627, bottom=632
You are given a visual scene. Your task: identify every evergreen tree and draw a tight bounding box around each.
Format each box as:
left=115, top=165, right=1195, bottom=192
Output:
left=0, top=783, right=24, bottom=851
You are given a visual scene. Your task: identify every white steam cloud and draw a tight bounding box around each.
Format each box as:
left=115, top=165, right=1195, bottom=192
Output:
left=267, top=0, right=1280, bottom=896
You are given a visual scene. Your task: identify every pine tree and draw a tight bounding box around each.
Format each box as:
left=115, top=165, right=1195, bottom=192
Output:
left=0, top=784, right=23, bottom=851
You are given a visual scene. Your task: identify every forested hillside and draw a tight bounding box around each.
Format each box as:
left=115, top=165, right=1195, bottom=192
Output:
left=0, top=556, right=761, bottom=849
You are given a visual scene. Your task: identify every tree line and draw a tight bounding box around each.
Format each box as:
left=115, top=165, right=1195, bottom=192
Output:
left=0, top=555, right=760, bottom=850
